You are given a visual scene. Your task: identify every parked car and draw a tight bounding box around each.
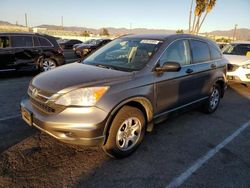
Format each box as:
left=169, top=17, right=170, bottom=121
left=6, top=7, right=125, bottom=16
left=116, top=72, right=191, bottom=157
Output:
left=58, top=39, right=83, bottom=50
left=72, top=39, right=96, bottom=51
left=74, top=39, right=112, bottom=57
left=0, top=32, right=65, bottom=72
left=21, top=34, right=227, bottom=158
left=217, top=42, right=227, bottom=50
left=223, top=41, right=250, bottom=84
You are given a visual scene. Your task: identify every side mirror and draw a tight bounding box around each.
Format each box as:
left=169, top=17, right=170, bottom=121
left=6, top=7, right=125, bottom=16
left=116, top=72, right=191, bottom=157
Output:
left=155, top=62, right=181, bottom=72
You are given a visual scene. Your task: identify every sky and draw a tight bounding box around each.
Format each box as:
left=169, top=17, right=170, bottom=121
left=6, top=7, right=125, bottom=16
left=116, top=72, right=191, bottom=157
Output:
left=0, top=0, right=249, bottom=32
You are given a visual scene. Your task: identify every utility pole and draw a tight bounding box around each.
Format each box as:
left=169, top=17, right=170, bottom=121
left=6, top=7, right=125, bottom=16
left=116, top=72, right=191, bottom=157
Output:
left=233, top=24, right=238, bottom=41
left=25, top=13, right=28, bottom=27
left=61, top=16, right=64, bottom=30
left=129, top=22, right=132, bottom=33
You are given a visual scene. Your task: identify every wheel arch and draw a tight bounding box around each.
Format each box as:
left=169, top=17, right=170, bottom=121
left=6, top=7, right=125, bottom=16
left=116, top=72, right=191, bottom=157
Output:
left=103, top=96, right=154, bottom=144
left=214, top=78, right=226, bottom=98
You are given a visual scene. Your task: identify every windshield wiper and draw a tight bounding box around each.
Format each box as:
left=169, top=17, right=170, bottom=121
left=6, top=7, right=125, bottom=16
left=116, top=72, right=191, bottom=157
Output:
left=95, top=64, right=116, bottom=70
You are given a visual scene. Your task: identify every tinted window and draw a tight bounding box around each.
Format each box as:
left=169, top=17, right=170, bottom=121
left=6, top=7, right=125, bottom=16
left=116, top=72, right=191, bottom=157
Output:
left=11, top=36, right=33, bottom=47
left=223, top=43, right=250, bottom=56
left=190, top=40, right=210, bottom=63
left=33, top=36, right=40, bottom=46
left=0, top=36, right=10, bottom=48
left=38, top=37, right=52, bottom=47
left=209, top=45, right=222, bottom=60
left=160, top=40, right=191, bottom=66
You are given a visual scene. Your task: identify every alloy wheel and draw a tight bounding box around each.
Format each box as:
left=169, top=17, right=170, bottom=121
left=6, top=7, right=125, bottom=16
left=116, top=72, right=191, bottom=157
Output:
left=42, top=59, right=56, bottom=71
left=210, top=88, right=220, bottom=110
left=116, top=117, right=142, bottom=151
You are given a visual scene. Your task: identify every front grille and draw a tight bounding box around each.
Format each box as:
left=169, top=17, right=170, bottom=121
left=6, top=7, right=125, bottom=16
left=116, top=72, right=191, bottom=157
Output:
left=30, top=97, right=56, bottom=113
left=28, top=85, right=53, bottom=102
left=227, top=64, right=239, bottom=72
left=28, top=85, right=65, bottom=114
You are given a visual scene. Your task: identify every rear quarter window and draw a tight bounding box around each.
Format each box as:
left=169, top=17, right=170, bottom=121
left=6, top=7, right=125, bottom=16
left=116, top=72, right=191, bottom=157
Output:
left=190, top=40, right=210, bottom=63
left=38, top=37, right=53, bottom=47
left=209, top=44, right=222, bottom=60
left=11, top=35, right=33, bottom=47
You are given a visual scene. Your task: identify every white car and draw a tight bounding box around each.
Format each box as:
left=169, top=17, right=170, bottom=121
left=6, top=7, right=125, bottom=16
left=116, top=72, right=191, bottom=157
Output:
left=223, top=41, right=250, bottom=84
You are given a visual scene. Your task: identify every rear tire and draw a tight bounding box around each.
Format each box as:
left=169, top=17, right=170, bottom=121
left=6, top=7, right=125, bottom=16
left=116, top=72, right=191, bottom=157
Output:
left=40, top=58, right=57, bottom=72
left=102, top=106, right=146, bottom=158
left=202, top=83, right=221, bottom=114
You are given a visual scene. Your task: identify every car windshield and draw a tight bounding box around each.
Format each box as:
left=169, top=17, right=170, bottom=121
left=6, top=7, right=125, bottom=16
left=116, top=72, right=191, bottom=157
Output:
left=83, top=38, right=163, bottom=72
left=222, top=43, right=250, bottom=56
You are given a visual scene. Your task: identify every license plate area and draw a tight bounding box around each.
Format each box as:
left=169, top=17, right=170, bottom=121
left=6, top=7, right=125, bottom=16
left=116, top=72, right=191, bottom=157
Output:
left=21, top=107, right=33, bottom=126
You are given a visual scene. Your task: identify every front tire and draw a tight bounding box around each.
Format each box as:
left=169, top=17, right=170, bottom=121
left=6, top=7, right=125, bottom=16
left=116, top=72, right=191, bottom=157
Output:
left=202, top=83, right=221, bottom=114
left=102, top=106, right=146, bottom=158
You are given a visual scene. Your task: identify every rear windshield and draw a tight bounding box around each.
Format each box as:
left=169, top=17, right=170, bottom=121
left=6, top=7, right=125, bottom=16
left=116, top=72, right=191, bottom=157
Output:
left=222, top=43, right=250, bottom=56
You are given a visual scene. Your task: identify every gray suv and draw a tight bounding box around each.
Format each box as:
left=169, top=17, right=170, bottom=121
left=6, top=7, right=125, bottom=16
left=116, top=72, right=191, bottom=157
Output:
left=21, top=34, right=227, bottom=158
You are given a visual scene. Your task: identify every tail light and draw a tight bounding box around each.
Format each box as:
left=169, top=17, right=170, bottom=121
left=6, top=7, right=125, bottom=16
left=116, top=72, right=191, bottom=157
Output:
left=57, top=47, right=64, bottom=54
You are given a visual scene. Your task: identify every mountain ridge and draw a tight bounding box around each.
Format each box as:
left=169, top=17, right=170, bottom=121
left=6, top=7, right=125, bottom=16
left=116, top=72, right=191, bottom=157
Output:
left=1, top=20, right=249, bottom=40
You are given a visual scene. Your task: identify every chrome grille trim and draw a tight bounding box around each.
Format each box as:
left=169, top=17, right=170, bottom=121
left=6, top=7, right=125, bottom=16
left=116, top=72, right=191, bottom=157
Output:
left=28, top=85, right=64, bottom=114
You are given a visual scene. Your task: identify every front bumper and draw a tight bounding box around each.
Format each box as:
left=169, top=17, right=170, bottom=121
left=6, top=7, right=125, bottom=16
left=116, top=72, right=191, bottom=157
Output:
left=20, top=99, right=108, bottom=146
left=227, top=66, right=250, bottom=84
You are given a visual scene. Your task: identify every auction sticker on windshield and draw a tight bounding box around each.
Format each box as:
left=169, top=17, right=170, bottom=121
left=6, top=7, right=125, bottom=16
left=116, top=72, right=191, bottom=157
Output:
left=140, top=40, right=161, bottom=44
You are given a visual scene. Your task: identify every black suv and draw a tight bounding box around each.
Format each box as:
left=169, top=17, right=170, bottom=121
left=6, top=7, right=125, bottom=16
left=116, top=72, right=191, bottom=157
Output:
left=21, top=34, right=227, bottom=158
left=0, top=33, right=65, bottom=72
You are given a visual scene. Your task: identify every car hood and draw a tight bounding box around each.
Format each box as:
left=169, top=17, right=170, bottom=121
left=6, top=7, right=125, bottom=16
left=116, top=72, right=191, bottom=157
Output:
left=224, top=55, right=250, bottom=65
left=31, top=63, right=132, bottom=94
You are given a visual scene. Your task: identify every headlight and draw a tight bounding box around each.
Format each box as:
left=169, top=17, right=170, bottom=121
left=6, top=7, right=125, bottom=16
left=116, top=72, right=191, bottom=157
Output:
left=242, top=64, right=250, bottom=69
left=55, top=87, right=109, bottom=106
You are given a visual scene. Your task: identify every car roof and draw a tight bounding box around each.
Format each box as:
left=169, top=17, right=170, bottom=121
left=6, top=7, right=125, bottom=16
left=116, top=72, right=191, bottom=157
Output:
left=231, top=41, right=250, bottom=44
left=0, top=32, right=53, bottom=38
left=120, top=33, right=208, bottom=41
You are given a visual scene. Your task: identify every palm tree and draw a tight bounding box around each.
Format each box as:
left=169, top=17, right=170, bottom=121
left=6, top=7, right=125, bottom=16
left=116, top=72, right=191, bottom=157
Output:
left=194, top=0, right=207, bottom=34
left=189, top=0, right=217, bottom=34
left=191, top=0, right=206, bottom=33
left=188, top=0, right=194, bottom=33
left=197, top=0, right=217, bottom=33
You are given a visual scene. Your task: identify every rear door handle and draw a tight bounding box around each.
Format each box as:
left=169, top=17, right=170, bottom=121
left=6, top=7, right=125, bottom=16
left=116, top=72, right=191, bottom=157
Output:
left=211, top=64, right=216, bottom=69
left=186, top=68, right=194, bottom=74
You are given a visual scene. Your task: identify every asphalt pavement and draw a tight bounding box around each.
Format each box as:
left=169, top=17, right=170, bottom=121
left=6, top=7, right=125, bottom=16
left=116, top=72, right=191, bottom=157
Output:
left=0, top=71, right=249, bottom=188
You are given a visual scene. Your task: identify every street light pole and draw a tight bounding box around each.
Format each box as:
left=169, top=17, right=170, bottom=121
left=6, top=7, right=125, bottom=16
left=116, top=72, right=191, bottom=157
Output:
left=25, top=13, right=28, bottom=27
left=233, top=24, right=238, bottom=41
left=61, top=16, right=64, bottom=30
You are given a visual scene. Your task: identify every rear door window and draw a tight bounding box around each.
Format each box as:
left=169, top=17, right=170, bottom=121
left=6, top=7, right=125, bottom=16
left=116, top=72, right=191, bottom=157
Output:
left=11, top=35, right=34, bottom=47
left=0, top=36, right=10, bottom=48
left=190, top=40, right=210, bottom=63
left=160, top=40, right=191, bottom=66
left=38, top=37, right=52, bottom=47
